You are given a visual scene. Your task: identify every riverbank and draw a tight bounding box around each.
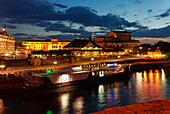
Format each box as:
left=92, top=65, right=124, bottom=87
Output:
left=92, top=100, right=170, bottom=114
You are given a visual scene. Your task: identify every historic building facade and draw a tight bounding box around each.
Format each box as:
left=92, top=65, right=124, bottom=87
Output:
left=93, top=30, right=141, bottom=52
left=63, top=39, right=102, bottom=57
left=22, top=38, right=70, bottom=52
left=0, top=27, right=15, bottom=54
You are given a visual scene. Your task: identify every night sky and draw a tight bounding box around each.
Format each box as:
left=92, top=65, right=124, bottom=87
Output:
left=1, top=0, right=170, bottom=44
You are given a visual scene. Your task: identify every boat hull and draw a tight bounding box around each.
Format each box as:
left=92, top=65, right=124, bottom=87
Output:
left=40, top=67, right=129, bottom=88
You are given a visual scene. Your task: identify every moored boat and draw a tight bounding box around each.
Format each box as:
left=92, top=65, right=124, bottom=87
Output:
left=27, top=62, right=129, bottom=88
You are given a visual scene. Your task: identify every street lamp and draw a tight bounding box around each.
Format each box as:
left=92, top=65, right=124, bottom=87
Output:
left=91, top=58, right=94, bottom=61
left=0, top=65, right=6, bottom=73
left=53, top=61, right=57, bottom=69
left=139, top=47, right=143, bottom=55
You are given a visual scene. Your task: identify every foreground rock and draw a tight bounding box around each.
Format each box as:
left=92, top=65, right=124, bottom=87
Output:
left=92, top=100, right=170, bottom=114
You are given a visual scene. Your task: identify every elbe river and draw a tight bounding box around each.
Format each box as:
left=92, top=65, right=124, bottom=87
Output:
left=0, top=67, right=170, bottom=114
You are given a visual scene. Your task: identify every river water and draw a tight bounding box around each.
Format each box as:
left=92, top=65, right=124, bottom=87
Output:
left=0, top=67, right=170, bottom=114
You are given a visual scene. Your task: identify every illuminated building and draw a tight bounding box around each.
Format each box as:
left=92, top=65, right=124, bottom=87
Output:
left=22, top=38, right=70, bottom=51
left=147, top=48, right=162, bottom=59
left=93, top=30, right=141, bottom=52
left=0, top=27, right=15, bottom=54
left=63, top=39, right=102, bottom=57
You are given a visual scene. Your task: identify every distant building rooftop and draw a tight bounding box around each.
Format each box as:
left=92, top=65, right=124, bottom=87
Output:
left=64, top=39, right=101, bottom=48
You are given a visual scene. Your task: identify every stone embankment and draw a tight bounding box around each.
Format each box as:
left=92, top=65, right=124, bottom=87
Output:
left=92, top=100, right=170, bottom=114
left=0, top=78, right=23, bottom=90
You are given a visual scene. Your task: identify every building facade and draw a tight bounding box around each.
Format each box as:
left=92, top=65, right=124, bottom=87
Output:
left=147, top=49, right=162, bottom=59
left=22, top=38, right=70, bottom=52
left=93, top=30, right=141, bottom=52
left=63, top=39, right=103, bottom=57
left=0, top=27, right=15, bottom=54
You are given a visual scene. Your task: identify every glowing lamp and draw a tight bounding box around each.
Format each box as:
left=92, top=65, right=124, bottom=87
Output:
left=5, top=53, right=9, bottom=56
left=107, top=63, right=117, bottom=67
left=72, top=66, right=82, bottom=71
left=47, top=69, right=52, bottom=74
left=2, top=28, right=6, bottom=32
left=53, top=61, right=57, bottom=64
left=0, top=65, right=5, bottom=68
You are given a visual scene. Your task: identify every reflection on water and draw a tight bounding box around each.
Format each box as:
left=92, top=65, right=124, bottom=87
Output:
left=60, top=93, right=69, bottom=110
left=0, top=68, right=170, bottom=114
left=73, top=97, right=84, bottom=114
left=135, top=69, right=167, bottom=102
left=0, top=99, right=4, bottom=114
left=0, top=99, right=3, bottom=108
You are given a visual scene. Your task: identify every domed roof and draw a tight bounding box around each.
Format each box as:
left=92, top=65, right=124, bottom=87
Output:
left=51, top=38, right=58, bottom=42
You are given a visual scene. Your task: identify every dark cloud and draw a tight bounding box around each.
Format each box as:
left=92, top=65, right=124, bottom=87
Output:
left=147, top=9, right=152, bottom=14
left=53, top=3, right=67, bottom=8
left=2, top=24, right=16, bottom=29
left=134, top=14, right=138, bottom=16
left=45, top=22, right=90, bottom=34
left=13, top=33, right=28, bottom=36
left=59, top=7, right=147, bottom=30
left=14, top=33, right=46, bottom=41
left=0, top=0, right=57, bottom=23
left=91, top=9, right=98, bottom=13
left=47, top=34, right=79, bottom=41
left=0, top=0, right=146, bottom=30
left=35, top=21, right=52, bottom=27
left=164, top=22, right=170, bottom=25
left=121, top=11, right=127, bottom=16
left=132, top=25, right=170, bottom=37
left=155, top=8, right=170, bottom=20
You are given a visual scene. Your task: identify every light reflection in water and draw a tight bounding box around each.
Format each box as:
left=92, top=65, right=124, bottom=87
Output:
left=113, top=88, right=119, bottom=101
left=98, top=85, right=105, bottom=109
left=135, top=69, right=167, bottom=103
left=0, top=99, right=4, bottom=114
left=73, top=97, right=84, bottom=114
left=60, top=93, right=69, bottom=110
left=161, top=69, right=166, bottom=81
left=161, top=69, right=167, bottom=98
left=0, top=99, right=3, bottom=108
left=135, top=72, right=143, bottom=102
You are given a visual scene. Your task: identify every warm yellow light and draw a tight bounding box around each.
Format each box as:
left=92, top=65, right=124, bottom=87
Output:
left=0, top=65, right=5, bottom=68
left=139, top=47, right=143, bottom=49
left=137, top=54, right=140, bottom=56
left=26, top=46, right=29, bottom=49
left=53, top=61, right=57, bottom=64
left=91, top=58, right=94, bottom=61
left=2, top=28, right=6, bottom=32
left=117, top=56, right=120, bottom=58
left=5, top=53, right=9, bottom=56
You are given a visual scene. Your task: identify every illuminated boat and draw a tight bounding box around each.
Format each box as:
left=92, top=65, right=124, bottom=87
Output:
left=29, top=63, right=128, bottom=88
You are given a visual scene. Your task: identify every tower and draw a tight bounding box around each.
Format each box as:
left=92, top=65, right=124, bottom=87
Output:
left=2, top=27, right=7, bottom=36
